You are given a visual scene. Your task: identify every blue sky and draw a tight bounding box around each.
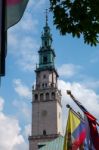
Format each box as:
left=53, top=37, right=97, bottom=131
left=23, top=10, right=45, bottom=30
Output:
left=0, top=0, right=99, bottom=149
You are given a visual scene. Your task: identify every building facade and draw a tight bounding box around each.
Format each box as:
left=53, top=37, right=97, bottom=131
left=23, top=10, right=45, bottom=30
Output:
left=29, top=16, right=62, bottom=150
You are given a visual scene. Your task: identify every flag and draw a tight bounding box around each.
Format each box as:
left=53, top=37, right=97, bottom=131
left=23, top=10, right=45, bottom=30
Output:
left=0, top=0, right=6, bottom=76
left=6, top=0, right=29, bottom=29
left=63, top=109, right=86, bottom=150
left=0, top=0, right=29, bottom=77
left=68, top=91, right=99, bottom=150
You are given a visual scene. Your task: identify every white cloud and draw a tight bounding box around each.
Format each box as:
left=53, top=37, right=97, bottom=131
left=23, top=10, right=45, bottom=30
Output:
left=58, top=79, right=99, bottom=133
left=13, top=99, right=31, bottom=122
left=8, top=28, right=38, bottom=71
left=20, top=16, right=38, bottom=31
left=0, top=97, right=4, bottom=111
left=13, top=79, right=31, bottom=122
left=15, top=36, right=38, bottom=71
left=27, top=0, right=35, bottom=9
left=34, top=0, right=47, bottom=9
left=24, top=124, right=31, bottom=137
left=8, top=33, right=18, bottom=48
left=0, top=113, right=24, bottom=149
left=90, top=58, right=99, bottom=63
left=8, top=1, right=39, bottom=72
left=28, top=0, right=47, bottom=10
left=27, top=0, right=47, bottom=10
left=82, top=79, right=99, bottom=90
left=7, top=0, right=48, bottom=72
left=13, top=79, right=31, bottom=99
left=0, top=97, right=27, bottom=150
left=13, top=142, right=28, bottom=150
left=11, top=11, right=39, bottom=32
left=58, top=64, right=81, bottom=77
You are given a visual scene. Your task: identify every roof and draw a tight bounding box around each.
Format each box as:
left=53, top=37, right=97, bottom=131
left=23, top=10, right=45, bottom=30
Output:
left=39, top=136, right=64, bottom=150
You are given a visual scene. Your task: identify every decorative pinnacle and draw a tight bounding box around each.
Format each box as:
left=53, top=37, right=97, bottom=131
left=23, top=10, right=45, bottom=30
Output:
left=45, top=9, right=48, bottom=26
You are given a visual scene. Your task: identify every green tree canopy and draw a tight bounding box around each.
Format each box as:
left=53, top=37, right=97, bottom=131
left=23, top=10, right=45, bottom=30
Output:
left=50, top=0, right=99, bottom=46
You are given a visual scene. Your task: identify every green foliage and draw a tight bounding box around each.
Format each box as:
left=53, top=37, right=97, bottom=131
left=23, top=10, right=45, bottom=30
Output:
left=50, top=0, right=99, bottom=46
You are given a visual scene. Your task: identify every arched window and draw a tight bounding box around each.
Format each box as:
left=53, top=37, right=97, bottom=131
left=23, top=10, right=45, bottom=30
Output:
left=45, top=41, right=47, bottom=47
left=43, top=130, right=46, bottom=136
left=43, top=74, right=46, bottom=79
left=45, top=83, right=47, bottom=87
left=40, top=93, right=43, bottom=101
left=52, top=92, right=55, bottom=100
left=46, top=93, right=49, bottom=100
left=35, top=94, right=38, bottom=101
left=42, top=83, right=44, bottom=88
left=43, top=56, right=47, bottom=64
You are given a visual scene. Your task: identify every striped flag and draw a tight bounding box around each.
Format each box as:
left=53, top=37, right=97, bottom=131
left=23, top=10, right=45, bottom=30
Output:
left=7, top=0, right=29, bottom=29
left=67, top=90, right=99, bottom=150
left=63, top=109, right=86, bottom=150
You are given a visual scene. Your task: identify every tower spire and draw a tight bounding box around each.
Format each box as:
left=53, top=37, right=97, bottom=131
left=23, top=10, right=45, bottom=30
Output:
left=45, top=9, right=48, bottom=26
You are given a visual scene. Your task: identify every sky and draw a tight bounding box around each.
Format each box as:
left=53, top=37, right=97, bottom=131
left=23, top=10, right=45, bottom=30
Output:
left=0, top=0, right=99, bottom=149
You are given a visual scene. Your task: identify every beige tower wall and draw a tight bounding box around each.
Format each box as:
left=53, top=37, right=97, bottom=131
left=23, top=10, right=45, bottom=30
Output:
left=36, top=70, right=57, bottom=89
left=57, top=103, right=63, bottom=134
left=29, top=100, right=62, bottom=150
left=32, top=101, right=62, bottom=136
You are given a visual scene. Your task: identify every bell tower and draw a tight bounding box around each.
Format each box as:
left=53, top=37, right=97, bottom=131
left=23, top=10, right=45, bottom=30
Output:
left=29, top=11, right=62, bottom=150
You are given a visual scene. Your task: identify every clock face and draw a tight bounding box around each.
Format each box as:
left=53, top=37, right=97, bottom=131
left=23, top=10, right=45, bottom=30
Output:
left=42, top=110, right=47, bottom=117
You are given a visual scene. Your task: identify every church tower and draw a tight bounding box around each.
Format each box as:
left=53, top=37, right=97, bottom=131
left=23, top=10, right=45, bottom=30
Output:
left=29, top=12, right=62, bottom=150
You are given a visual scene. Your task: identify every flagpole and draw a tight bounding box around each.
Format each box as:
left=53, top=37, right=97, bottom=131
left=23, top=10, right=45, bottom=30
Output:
left=66, top=104, right=84, bottom=122
left=66, top=90, right=99, bottom=126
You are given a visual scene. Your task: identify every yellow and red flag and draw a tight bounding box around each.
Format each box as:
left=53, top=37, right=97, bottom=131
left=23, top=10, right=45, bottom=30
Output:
left=71, top=97, right=99, bottom=149
left=63, top=109, right=86, bottom=150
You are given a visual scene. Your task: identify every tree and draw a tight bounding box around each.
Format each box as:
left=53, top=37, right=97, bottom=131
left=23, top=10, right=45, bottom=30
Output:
left=49, top=0, right=99, bottom=46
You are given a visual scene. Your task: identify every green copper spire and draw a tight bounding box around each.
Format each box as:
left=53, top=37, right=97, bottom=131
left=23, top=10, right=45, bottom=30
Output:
left=37, top=10, right=56, bottom=71
left=41, top=9, right=52, bottom=48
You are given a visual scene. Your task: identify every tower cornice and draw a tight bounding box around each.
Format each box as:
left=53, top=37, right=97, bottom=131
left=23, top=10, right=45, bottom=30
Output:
left=35, top=67, right=59, bottom=77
